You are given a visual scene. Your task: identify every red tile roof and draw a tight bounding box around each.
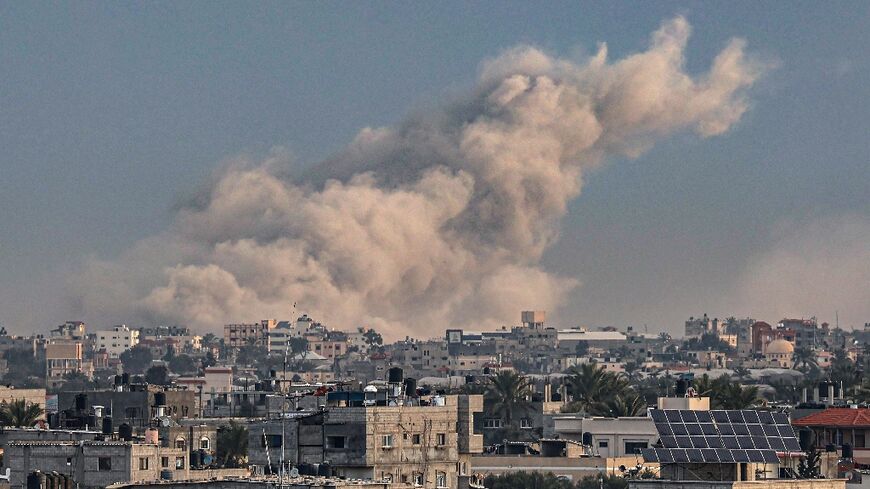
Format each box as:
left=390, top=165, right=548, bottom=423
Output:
left=792, top=408, right=870, bottom=428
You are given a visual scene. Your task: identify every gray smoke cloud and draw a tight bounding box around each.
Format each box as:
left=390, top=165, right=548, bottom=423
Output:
left=727, top=215, right=870, bottom=328
left=73, top=17, right=764, bottom=339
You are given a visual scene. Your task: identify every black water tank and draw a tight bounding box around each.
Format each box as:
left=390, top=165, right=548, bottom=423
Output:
left=114, top=375, right=123, bottom=386
left=154, top=392, right=167, bottom=406
left=388, top=367, right=403, bottom=383
left=122, top=373, right=130, bottom=385
left=799, top=428, right=813, bottom=451
left=74, top=394, right=87, bottom=411
left=270, top=369, right=277, bottom=378
left=318, top=461, right=331, bottom=477
left=404, top=378, right=417, bottom=397
left=675, top=379, right=688, bottom=397
left=842, top=443, right=854, bottom=459
left=102, top=417, right=113, bottom=435
left=582, top=432, right=593, bottom=446
left=118, top=423, right=133, bottom=441
left=27, top=472, right=43, bottom=489
left=826, top=444, right=837, bottom=452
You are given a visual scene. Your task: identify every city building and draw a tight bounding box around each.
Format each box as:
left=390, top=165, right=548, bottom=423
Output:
left=96, top=325, right=140, bottom=358
left=247, top=393, right=483, bottom=489
left=45, top=341, right=87, bottom=387
left=6, top=440, right=189, bottom=489
left=224, top=319, right=277, bottom=348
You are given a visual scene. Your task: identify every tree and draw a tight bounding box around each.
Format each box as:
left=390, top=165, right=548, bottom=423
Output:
left=216, top=421, right=248, bottom=468
left=590, top=394, right=647, bottom=417
left=577, top=474, right=629, bottom=489
left=799, top=446, right=821, bottom=478
left=168, top=354, right=198, bottom=375
left=0, top=399, right=44, bottom=427
left=565, top=364, right=630, bottom=413
left=145, top=365, right=170, bottom=385
left=52, top=371, right=95, bottom=393
left=362, top=329, right=383, bottom=348
left=792, top=347, right=818, bottom=372
left=716, top=382, right=761, bottom=409
left=2, top=348, right=44, bottom=388
left=120, top=346, right=153, bottom=375
left=574, top=341, right=589, bottom=357
left=289, top=337, right=308, bottom=355
left=486, top=371, right=533, bottom=430
left=830, top=349, right=859, bottom=392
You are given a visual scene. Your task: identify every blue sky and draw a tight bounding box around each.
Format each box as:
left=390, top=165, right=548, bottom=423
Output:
left=1, top=2, right=868, bottom=334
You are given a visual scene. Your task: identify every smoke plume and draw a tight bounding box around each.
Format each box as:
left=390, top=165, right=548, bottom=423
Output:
left=73, top=17, right=764, bottom=338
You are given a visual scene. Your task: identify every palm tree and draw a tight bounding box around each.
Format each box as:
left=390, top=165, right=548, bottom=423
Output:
left=486, top=371, right=532, bottom=429
left=716, top=383, right=761, bottom=409
left=591, top=394, right=647, bottom=417
left=792, top=347, right=818, bottom=372
left=216, top=421, right=248, bottom=468
left=566, top=364, right=610, bottom=411
left=0, top=399, right=44, bottom=427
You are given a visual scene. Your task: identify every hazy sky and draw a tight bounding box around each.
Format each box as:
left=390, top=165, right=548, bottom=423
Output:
left=1, top=2, right=868, bottom=336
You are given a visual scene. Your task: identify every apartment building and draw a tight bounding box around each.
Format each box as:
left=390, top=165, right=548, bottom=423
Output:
left=223, top=319, right=276, bottom=348
left=96, top=325, right=140, bottom=358
left=248, top=394, right=483, bottom=488
left=6, top=440, right=188, bottom=489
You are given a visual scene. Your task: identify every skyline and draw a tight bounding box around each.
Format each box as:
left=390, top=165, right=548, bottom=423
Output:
left=1, top=3, right=869, bottom=337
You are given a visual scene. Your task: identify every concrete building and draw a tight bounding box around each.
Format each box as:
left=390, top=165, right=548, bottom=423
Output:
left=224, top=320, right=276, bottom=348
left=793, top=408, right=870, bottom=465
left=96, top=325, right=140, bottom=358
left=780, top=318, right=822, bottom=350
left=45, top=341, right=86, bottom=387
left=248, top=394, right=483, bottom=489
left=551, top=415, right=659, bottom=458
left=56, top=388, right=196, bottom=430
left=108, top=478, right=394, bottom=489
left=5, top=440, right=189, bottom=489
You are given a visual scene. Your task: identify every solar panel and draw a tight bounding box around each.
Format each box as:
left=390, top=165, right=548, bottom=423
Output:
left=642, top=448, right=659, bottom=462
left=748, top=450, right=766, bottom=463
left=649, top=408, right=799, bottom=465
left=762, top=450, right=780, bottom=463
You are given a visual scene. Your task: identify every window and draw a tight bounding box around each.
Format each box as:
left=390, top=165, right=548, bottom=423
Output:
left=483, top=418, right=503, bottom=429
left=437, top=433, right=446, bottom=446
left=856, top=432, right=866, bottom=448
left=413, top=473, right=424, bottom=486
left=598, top=440, right=609, bottom=448
left=200, top=437, right=210, bottom=450
left=520, top=418, right=533, bottom=429
left=175, top=437, right=186, bottom=450
left=326, top=436, right=346, bottom=449
left=412, top=434, right=422, bottom=445
left=138, top=457, right=149, bottom=470
left=624, top=441, right=648, bottom=455
left=382, top=434, right=394, bottom=448
left=264, top=434, right=282, bottom=448
left=98, top=457, right=112, bottom=471
left=436, top=472, right=447, bottom=488
left=175, top=457, right=185, bottom=469
left=161, top=457, right=169, bottom=468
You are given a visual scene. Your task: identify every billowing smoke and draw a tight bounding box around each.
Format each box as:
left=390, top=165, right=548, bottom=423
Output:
left=73, top=17, right=764, bottom=338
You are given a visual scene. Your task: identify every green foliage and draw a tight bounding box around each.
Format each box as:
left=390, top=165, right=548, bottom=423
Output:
left=216, top=421, right=248, bottom=468
left=362, top=329, right=383, bottom=347
left=792, top=347, right=818, bottom=372
left=484, top=472, right=574, bottom=489
left=691, top=374, right=761, bottom=409
left=0, top=399, right=44, bottom=427
left=51, top=371, right=95, bottom=393
left=798, top=446, right=821, bottom=478
left=590, top=393, right=647, bottom=417
left=120, top=345, right=153, bottom=374
left=168, top=354, right=198, bottom=375
left=144, top=365, right=170, bottom=385
left=483, top=472, right=629, bottom=489
left=486, top=371, right=533, bottom=429
left=1, top=348, right=45, bottom=388
left=564, top=364, right=630, bottom=413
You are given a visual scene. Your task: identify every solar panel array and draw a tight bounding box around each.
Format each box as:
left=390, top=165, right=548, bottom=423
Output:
left=641, top=409, right=801, bottom=465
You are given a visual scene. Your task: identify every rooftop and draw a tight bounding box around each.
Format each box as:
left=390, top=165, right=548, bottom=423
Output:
left=792, top=408, right=870, bottom=428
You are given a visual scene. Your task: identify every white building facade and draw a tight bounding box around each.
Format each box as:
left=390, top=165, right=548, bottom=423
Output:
left=96, top=325, right=139, bottom=358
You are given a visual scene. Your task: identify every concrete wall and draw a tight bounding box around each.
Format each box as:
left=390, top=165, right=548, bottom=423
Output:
left=630, top=479, right=845, bottom=489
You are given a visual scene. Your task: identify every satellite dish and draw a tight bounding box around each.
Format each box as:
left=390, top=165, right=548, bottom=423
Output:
left=289, top=468, right=300, bottom=478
